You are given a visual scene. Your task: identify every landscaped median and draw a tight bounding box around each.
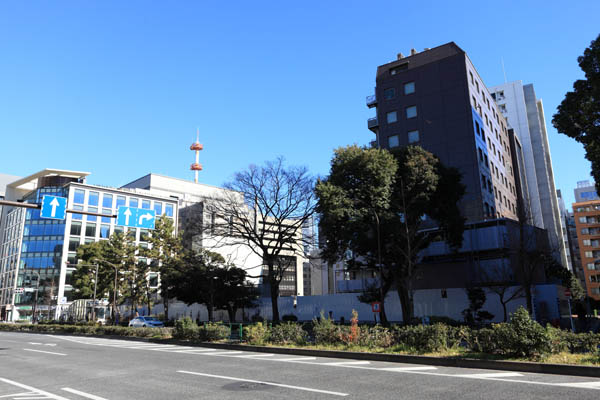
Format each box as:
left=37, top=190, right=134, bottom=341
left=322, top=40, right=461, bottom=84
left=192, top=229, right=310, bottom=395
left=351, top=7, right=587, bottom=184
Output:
left=1, top=307, right=600, bottom=376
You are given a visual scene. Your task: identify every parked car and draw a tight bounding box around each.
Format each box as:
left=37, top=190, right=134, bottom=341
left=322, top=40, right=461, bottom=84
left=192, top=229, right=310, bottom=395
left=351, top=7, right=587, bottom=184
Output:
left=128, top=316, right=164, bottom=328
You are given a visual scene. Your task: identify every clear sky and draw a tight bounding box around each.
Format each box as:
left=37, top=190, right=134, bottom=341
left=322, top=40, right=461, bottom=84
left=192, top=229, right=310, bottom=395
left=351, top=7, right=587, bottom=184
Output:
left=0, top=1, right=597, bottom=209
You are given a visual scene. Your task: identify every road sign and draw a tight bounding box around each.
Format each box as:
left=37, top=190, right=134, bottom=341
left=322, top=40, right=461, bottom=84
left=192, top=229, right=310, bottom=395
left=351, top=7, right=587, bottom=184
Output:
left=40, top=195, right=67, bottom=220
left=117, top=206, right=156, bottom=229
left=58, top=297, right=68, bottom=305
left=564, top=289, right=572, bottom=298
left=24, top=288, right=35, bottom=293
left=371, top=302, right=381, bottom=313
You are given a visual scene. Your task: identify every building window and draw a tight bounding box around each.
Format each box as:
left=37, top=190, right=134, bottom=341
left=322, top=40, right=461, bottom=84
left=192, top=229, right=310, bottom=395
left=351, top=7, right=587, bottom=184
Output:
left=582, top=228, right=589, bottom=235
left=72, top=205, right=83, bottom=221
left=584, top=239, right=591, bottom=246
left=129, top=198, right=139, bottom=208
left=588, top=263, right=596, bottom=270
left=469, top=71, right=474, bottom=84
left=102, top=209, right=112, bottom=223
left=383, top=88, right=395, bottom=100
left=154, top=202, right=162, bottom=215
left=102, top=194, right=113, bottom=209
left=70, top=221, right=82, bottom=236
left=73, top=189, right=85, bottom=205
left=407, top=130, right=419, bottom=143
left=87, top=207, right=97, bottom=222
left=165, top=204, right=174, bottom=218
left=405, top=106, right=417, bottom=119
left=386, top=111, right=397, bottom=124
left=404, top=82, right=415, bottom=95
left=585, top=251, right=593, bottom=258
left=141, top=200, right=151, bottom=209
left=580, top=217, right=587, bottom=223
left=88, top=192, right=99, bottom=207
left=100, top=225, right=110, bottom=239
left=116, top=196, right=126, bottom=208
left=390, top=63, right=408, bottom=75
left=68, top=237, right=80, bottom=252
left=85, top=223, right=96, bottom=238
left=385, top=135, right=398, bottom=148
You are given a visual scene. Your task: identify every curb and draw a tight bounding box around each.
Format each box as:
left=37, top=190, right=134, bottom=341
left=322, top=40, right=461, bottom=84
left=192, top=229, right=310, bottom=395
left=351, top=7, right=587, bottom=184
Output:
left=7, top=330, right=600, bottom=378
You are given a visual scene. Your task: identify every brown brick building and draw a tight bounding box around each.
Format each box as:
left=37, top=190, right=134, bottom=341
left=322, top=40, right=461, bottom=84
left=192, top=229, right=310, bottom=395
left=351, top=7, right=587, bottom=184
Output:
left=573, top=200, right=600, bottom=300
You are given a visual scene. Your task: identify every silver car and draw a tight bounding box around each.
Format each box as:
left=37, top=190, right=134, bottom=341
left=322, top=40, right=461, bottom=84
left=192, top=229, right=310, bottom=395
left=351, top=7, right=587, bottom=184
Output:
left=128, top=316, right=165, bottom=328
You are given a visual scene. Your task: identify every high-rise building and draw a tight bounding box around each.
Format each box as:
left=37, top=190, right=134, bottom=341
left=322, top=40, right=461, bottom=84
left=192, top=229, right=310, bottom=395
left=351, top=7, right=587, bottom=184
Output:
left=489, top=81, right=567, bottom=268
left=367, top=43, right=519, bottom=223
left=575, top=180, right=599, bottom=203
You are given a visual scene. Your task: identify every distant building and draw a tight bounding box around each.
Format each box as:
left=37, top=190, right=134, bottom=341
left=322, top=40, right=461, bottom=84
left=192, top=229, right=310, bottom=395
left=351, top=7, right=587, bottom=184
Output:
left=575, top=180, right=599, bottom=203
left=572, top=199, right=600, bottom=300
left=489, top=81, right=567, bottom=268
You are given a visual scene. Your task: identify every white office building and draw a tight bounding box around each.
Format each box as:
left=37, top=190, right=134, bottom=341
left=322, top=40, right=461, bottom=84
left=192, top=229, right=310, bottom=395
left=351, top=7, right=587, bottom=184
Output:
left=489, top=81, right=568, bottom=268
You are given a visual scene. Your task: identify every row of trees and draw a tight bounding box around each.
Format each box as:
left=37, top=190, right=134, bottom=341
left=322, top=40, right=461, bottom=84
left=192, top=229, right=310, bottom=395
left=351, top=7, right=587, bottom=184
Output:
left=73, top=217, right=258, bottom=322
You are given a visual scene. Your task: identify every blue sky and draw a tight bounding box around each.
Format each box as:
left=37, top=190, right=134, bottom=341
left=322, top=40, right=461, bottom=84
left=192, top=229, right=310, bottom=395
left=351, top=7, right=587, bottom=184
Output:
left=0, top=1, right=597, bottom=209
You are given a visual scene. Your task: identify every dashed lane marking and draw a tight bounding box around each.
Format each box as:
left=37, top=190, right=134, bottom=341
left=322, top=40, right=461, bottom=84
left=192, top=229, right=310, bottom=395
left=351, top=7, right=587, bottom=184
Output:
left=457, top=372, right=523, bottom=378
left=177, top=370, right=349, bottom=397
left=235, top=354, right=275, bottom=358
left=275, top=357, right=317, bottom=362
left=204, top=351, right=244, bottom=356
left=379, top=366, right=438, bottom=371
left=22, top=349, right=67, bottom=356
left=173, top=349, right=217, bottom=353
left=323, top=361, right=370, bottom=366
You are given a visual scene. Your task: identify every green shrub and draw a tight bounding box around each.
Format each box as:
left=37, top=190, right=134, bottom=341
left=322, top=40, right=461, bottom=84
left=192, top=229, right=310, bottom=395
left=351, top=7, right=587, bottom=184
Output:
left=244, top=322, right=270, bottom=345
left=173, top=317, right=199, bottom=340
left=198, top=323, right=230, bottom=342
left=282, top=314, right=298, bottom=322
left=270, top=322, right=308, bottom=345
left=393, top=323, right=466, bottom=353
left=312, top=311, right=342, bottom=345
left=358, top=325, right=394, bottom=348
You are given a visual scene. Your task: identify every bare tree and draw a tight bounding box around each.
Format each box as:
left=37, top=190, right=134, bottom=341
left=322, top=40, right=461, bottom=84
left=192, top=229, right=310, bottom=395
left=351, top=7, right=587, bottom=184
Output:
left=201, top=157, right=316, bottom=321
left=480, top=263, right=525, bottom=322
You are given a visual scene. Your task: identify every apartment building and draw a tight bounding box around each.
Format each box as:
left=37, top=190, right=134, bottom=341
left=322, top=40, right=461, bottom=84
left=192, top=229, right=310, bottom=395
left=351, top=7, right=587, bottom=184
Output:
left=572, top=200, right=600, bottom=300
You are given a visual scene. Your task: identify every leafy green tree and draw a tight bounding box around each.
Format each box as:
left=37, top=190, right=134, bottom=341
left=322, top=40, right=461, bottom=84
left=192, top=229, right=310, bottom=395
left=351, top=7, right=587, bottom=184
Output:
left=317, top=145, right=465, bottom=323
left=553, top=34, right=600, bottom=194
left=213, top=267, right=259, bottom=322
left=462, top=287, right=494, bottom=326
left=141, top=216, right=183, bottom=320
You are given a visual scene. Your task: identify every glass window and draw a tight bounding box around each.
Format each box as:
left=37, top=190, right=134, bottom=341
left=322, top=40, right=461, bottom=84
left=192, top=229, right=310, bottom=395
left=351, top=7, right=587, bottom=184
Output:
left=408, top=130, right=419, bottom=143
left=85, top=223, right=96, bottom=237
left=73, top=189, right=85, bottom=204
left=584, top=239, right=591, bottom=246
left=386, top=111, right=397, bottom=124
left=100, top=225, right=110, bottom=239
left=88, top=191, right=99, bottom=207
left=116, top=196, right=126, bottom=208
left=406, top=106, right=417, bottom=119
left=140, top=229, right=150, bottom=242
left=129, top=198, right=138, bottom=208
left=585, top=251, right=593, bottom=258
left=114, top=226, right=124, bottom=234
left=165, top=204, right=174, bottom=217
left=404, top=81, right=415, bottom=95
left=102, top=194, right=113, bottom=208
left=388, top=135, right=399, bottom=148
left=72, top=205, right=83, bottom=221
left=68, top=237, right=80, bottom=252
left=580, top=217, right=587, bottom=223
left=70, top=222, right=82, bottom=236
left=154, top=202, right=162, bottom=215
left=87, top=207, right=97, bottom=222
left=102, top=209, right=112, bottom=223
left=127, top=228, right=137, bottom=240
left=141, top=200, right=151, bottom=209
left=383, top=88, right=395, bottom=100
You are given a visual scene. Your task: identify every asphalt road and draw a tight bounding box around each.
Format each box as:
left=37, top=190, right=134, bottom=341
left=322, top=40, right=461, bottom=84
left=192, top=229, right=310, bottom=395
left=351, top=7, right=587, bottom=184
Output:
left=1, top=331, right=600, bottom=399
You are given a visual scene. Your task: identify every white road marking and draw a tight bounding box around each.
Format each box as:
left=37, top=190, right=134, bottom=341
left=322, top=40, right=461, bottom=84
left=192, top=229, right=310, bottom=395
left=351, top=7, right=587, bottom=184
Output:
left=0, top=378, right=70, bottom=400
left=122, top=344, right=176, bottom=349
left=177, top=370, right=349, bottom=397
left=61, top=388, right=108, bottom=400
left=0, top=392, right=36, bottom=399
left=174, top=348, right=217, bottom=353
left=22, top=349, right=67, bottom=356
left=457, top=372, right=523, bottom=378
left=323, top=361, right=370, bottom=366
left=235, top=354, right=275, bottom=358
left=27, top=343, right=42, bottom=345
left=276, top=357, right=317, bottom=362
left=205, top=351, right=243, bottom=356
left=558, top=381, right=600, bottom=389
left=379, top=366, right=438, bottom=371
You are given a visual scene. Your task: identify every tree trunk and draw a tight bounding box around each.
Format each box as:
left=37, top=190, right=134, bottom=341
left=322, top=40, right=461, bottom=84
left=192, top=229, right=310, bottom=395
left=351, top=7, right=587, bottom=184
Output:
left=208, top=303, right=214, bottom=322
left=501, top=300, right=508, bottom=322
left=525, top=284, right=533, bottom=316
left=268, top=262, right=280, bottom=321
left=397, top=285, right=413, bottom=324
left=163, top=287, right=170, bottom=321
left=227, top=307, right=236, bottom=323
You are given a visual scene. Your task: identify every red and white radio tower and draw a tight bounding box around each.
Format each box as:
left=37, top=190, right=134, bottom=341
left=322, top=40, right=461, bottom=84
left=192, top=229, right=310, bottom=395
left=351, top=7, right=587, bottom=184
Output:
left=190, top=129, right=203, bottom=183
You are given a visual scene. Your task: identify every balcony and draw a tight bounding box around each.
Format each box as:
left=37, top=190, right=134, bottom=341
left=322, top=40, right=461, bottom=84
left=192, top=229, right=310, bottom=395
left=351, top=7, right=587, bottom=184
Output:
left=366, top=94, right=377, bottom=108
left=367, top=117, right=379, bottom=133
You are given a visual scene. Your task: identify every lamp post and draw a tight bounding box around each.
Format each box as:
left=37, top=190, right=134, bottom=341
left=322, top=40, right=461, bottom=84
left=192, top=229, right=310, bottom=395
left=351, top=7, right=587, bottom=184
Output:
left=31, top=271, right=40, bottom=323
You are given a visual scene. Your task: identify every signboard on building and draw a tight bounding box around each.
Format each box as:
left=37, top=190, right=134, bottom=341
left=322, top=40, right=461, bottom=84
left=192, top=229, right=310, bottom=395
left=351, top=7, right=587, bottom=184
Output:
left=371, top=302, right=381, bottom=313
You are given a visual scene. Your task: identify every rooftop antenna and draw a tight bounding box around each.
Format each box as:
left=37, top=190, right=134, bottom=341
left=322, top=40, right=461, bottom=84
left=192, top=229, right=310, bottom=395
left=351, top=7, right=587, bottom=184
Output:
left=190, top=128, right=203, bottom=183
left=501, top=56, right=507, bottom=83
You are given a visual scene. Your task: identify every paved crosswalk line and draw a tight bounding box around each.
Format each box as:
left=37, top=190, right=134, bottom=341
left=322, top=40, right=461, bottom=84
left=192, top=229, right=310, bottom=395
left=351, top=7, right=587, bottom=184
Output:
left=380, top=366, right=438, bottom=371
left=236, top=354, right=275, bottom=358
left=174, top=348, right=217, bottom=353
left=206, top=351, right=244, bottom=356
left=275, top=357, right=318, bottom=362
